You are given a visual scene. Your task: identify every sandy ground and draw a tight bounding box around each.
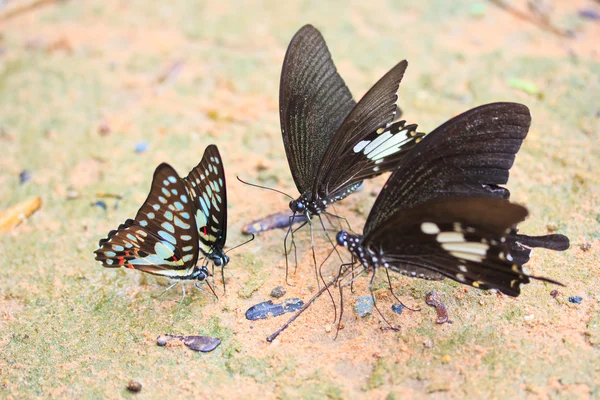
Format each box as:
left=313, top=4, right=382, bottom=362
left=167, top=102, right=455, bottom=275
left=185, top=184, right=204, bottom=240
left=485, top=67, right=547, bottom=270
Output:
left=0, top=0, right=599, bottom=398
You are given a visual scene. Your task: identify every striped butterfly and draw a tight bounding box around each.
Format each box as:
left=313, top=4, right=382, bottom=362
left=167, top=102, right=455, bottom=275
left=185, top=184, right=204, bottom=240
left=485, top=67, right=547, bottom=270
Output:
left=94, top=145, right=228, bottom=286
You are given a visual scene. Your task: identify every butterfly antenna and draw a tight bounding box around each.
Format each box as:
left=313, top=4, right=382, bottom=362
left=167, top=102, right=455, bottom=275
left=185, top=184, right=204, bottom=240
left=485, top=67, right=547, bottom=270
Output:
left=225, top=233, right=255, bottom=254
left=236, top=176, right=294, bottom=200
left=267, top=273, right=340, bottom=343
left=384, top=267, right=421, bottom=312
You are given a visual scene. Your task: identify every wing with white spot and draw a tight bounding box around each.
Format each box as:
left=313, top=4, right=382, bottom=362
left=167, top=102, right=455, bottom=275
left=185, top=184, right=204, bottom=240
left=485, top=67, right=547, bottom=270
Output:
left=94, top=163, right=200, bottom=274
left=183, top=144, right=227, bottom=256
left=363, top=197, right=548, bottom=297
left=314, top=61, right=424, bottom=198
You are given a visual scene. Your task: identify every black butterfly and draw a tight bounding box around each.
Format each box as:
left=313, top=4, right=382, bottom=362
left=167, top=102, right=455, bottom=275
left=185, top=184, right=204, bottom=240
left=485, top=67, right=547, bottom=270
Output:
left=278, top=24, right=424, bottom=272
left=94, top=145, right=229, bottom=286
left=336, top=102, right=569, bottom=296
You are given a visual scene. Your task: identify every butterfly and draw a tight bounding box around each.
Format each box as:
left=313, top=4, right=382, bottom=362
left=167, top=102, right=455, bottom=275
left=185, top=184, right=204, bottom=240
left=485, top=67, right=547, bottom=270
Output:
left=336, top=102, right=570, bottom=296
left=278, top=24, right=424, bottom=273
left=94, top=145, right=229, bottom=288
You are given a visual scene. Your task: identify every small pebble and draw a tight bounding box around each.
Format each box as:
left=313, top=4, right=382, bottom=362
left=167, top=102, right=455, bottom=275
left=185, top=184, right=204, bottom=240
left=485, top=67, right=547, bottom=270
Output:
left=134, top=141, right=149, bottom=153
left=546, top=222, right=559, bottom=232
left=66, top=188, right=79, bottom=200
left=126, top=380, right=142, bottom=393
left=354, top=296, right=374, bottom=318
left=569, top=296, right=583, bottom=304
left=524, top=314, right=535, bottom=321
left=391, top=303, right=404, bottom=315
left=579, top=242, right=592, bottom=252
left=91, top=200, right=107, bottom=210
left=324, top=325, right=332, bottom=333
left=245, top=298, right=304, bottom=320
left=550, top=289, right=560, bottom=298
left=19, top=170, right=31, bottom=184
left=156, top=334, right=221, bottom=352
left=98, top=123, right=111, bottom=136
left=270, top=286, right=286, bottom=299
left=441, top=354, right=451, bottom=364
left=579, top=8, right=600, bottom=20
left=425, top=291, right=450, bottom=324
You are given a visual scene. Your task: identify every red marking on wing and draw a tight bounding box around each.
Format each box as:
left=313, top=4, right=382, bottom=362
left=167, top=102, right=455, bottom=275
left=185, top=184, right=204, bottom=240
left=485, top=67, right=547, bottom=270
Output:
left=203, top=226, right=207, bottom=235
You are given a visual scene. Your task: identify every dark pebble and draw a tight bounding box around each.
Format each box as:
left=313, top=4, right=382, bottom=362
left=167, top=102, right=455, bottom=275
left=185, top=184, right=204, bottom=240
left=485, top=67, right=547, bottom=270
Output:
left=579, top=8, right=600, bottom=20
left=579, top=242, right=591, bottom=252
left=392, top=303, right=404, bottom=315
left=270, top=286, right=286, bottom=299
left=569, top=296, right=583, bottom=304
left=245, top=298, right=304, bottom=320
left=550, top=289, right=560, bottom=298
left=134, top=141, right=149, bottom=153
left=156, top=334, right=221, bottom=352
left=19, top=170, right=31, bottom=184
left=126, top=380, right=142, bottom=393
left=91, top=200, right=107, bottom=210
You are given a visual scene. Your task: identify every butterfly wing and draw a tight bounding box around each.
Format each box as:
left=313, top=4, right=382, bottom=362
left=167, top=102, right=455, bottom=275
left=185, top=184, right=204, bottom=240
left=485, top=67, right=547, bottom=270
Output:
left=364, top=197, right=533, bottom=296
left=94, top=163, right=200, bottom=276
left=364, top=102, right=531, bottom=235
left=280, top=24, right=356, bottom=194
left=314, top=60, right=424, bottom=198
left=183, top=144, right=227, bottom=256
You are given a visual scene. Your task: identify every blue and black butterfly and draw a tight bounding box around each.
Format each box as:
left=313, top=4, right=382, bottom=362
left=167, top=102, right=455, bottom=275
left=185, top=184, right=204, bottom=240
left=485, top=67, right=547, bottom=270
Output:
left=277, top=25, right=425, bottom=278
left=94, top=145, right=229, bottom=292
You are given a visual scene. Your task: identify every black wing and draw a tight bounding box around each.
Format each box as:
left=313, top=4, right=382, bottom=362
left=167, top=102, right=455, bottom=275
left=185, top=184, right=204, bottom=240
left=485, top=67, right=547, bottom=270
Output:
left=183, top=145, right=227, bottom=256
left=94, top=164, right=200, bottom=277
left=314, top=60, right=424, bottom=198
left=364, top=197, right=541, bottom=296
left=280, top=24, right=356, bottom=194
left=364, top=102, right=531, bottom=236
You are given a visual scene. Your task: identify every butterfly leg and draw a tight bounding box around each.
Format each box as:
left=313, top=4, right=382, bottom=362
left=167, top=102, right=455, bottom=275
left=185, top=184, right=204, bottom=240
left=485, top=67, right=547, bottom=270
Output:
left=283, top=213, right=305, bottom=285
left=369, top=270, right=399, bottom=332
left=384, top=268, right=421, bottom=312
left=308, top=219, right=321, bottom=290
left=335, top=262, right=360, bottom=339
left=156, top=281, right=179, bottom=300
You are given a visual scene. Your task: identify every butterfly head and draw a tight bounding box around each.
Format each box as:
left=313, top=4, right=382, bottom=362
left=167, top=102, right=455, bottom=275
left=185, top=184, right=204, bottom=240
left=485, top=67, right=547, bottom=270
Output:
left=193, top=265, right=210, bottom=281
left=289, top=199, right=306, bottom=214
left=210, top=246, right=229, bottom=267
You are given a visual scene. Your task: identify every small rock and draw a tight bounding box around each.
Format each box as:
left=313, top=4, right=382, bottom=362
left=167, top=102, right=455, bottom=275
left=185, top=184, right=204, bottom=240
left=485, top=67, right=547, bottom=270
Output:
left=91, top=200, right=107, bottom=210
left=524, top=314, right=535, bottom=321
left=325, top=325, right=332, bottom=333
left=134, top=141, right=149, bottom=153
left=440, top=354, right=451, bottom=364
left=580, top=242, right=592, bottom=252
left=270, top=286, right=286, bottom=299
left=66, top=188, right=79, bottom=200
left=245, top=298, right=303, bottom=320
left=569, top=296, right=583, bottom=304
left=391, top=304, right=404, bottom=315
left=156, top=334, right=221, bottom=352
left=126, top=380, right=142, bottom=393
left=579, top=8, right=600, bottom=20
left=354, top=296, right=374, bottom=318
left=547, top=222, right=559, bottom=232
left=550, top=289, right=560, bottom=298
left=19, top=170, right=31, bottom=184
left=98, top=123, right=111, bottom=136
